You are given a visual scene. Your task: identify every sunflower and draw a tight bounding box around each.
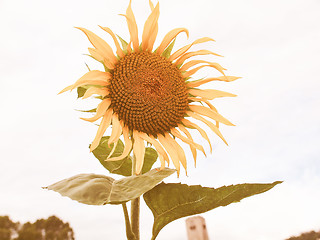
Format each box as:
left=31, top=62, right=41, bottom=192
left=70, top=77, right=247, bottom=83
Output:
left=60, top=0, right=239, bottom=175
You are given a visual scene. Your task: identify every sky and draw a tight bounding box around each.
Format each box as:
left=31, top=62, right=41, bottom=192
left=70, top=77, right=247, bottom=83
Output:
left=0, top=0, right=319, bottom=239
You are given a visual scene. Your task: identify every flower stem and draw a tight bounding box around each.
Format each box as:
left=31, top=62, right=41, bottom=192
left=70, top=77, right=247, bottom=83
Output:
left=131, top=154, right=140, bottom=240
left=131, top=198, right=140, bottom=240
left=122, top=203, right=136, bottom=240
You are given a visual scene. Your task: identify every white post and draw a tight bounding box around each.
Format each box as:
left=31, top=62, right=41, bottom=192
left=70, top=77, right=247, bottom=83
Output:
left=186, top=216, right=209, bottom=240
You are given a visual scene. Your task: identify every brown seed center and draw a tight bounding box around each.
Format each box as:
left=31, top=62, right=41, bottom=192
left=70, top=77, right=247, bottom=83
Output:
left=108, top=51, right=188, bottom=136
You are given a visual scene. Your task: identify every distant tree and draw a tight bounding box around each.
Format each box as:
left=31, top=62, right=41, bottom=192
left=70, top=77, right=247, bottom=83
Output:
left=0, top=216, right=74, bottom=240
left=16, top=216, right=74, bottom=240
left=15, top=222, right=42, bottom=240
left=286, top=230, right=320, bottom=240
left=0, top=216, right=18, bottom=240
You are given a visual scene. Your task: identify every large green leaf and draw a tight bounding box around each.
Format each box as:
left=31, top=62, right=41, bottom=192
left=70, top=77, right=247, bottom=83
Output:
left=44, top=169, right=175, bottom=205
left=92, top=137, right=158, bottom=176
left=143, top=181, right=282, bottom=240
left=110, top=168, right=175, bottom=204
left=44, top=174, right=114, bottom=205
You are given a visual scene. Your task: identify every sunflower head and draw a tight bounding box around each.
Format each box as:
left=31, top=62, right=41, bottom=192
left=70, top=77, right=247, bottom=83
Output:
left=109, top=51, right=188, bottom=136
left=60, top=0, right=239, bottom=175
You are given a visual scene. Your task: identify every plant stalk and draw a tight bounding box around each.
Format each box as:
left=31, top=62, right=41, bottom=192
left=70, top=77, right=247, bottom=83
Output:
left=122, top=203, right=136, bottom=240
left=131, top=154, right=140, bottom=240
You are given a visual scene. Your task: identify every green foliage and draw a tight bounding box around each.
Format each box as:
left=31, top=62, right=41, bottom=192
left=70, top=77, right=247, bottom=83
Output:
left=76, top=85, right=104, bottom=99
left=44, top=169, right=175, bottom=205
left=77, top=86, right=87, bottom=98
left=143, top=181, right=282, bottom=240
left=141, top=147, right=158, bottom=174
left=92, top=136, right=158, bottom=176
left=76, top=108, right=97, bottom=113
left=161, top=38, right=176, bottom=59
left=286, top=230, right=320, bottom=240
left=0, top=216, right=17, bottom=230
left=92, top=137, right=132, bottom=176
left=117, top=35, right=128, bottom=53
left=16, top=223, right=42, bottom=240
left=0, top=216, right=17, bottom=240
left=0, top=215, right=74, bottom=240
left=44, top=174, right=114, bottom=205
left=0, top=229, right=11, bottom=240
left=16, top=216, right=74, bottom=240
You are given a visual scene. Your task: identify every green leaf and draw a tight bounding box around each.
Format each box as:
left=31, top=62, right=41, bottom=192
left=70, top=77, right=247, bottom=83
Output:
left=76, top=108, right=97, bottom=113
left=92, top=136, right=132, bottom=176
left=161, top=38, right=176, bottom=59
left=143, top=181, right=282, bottom=240
left=44, top=174, right=114, bottom=205
left=92, top=137, right=158, bottom=176
left=110, top=168, right=175, bottom=204
left=141, top=147, right=158, bottom=174
left=77, top=85, right=100, bottom=98
left=117, top=35, right=128, bottom=53
left=77, top=87, right=87, bottom=98
left=84, top=54, right=110, bottom=72
left=44, top=169, right=175, bottom=205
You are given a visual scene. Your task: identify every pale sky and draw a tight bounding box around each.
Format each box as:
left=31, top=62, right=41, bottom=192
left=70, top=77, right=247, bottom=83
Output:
left=0, top=0, right=319, bottom=239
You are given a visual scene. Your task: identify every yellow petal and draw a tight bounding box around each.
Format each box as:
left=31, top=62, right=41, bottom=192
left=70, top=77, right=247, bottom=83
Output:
left=80, top=99, right=111, bottom=122
left=188, top=97, right=218, bottom=111
left=177, top=124, right=197, bottom=165
left=141, top=2, right=160, bottom=51
left=158, top=134, right=180, bottom=175
left=202, top=99, right=218, bottom=112
left=127, top=40, right=132, bottom=54
left=180, top=60, right=220, bottom=72
left=107, top=140, right=118, bottom=159
left=59, top=70, right=110, bottom=94
left=82, top=87, right=108, bottom=99
left=156, top=28, right=189, bottom=55
left=170, top=128, right=206, bottom=156
left=183, top=62, right=226, bottom=79
left=140, top=133, right=170, bottom=165
left=169, top=37, right=214, bottom=61
left=107, top=125, right=132, bottom=161
left=181, top=118, right=212, bottom=153
left=133, top=130, right=145, bottom=175
left=75, top=27, right=117, bottom=65
left=88, top=48, right=104, bottom=61
left=108, top=115, right=122, bottom=145
left=104, top=59, right=115, bottom=70
left=90, top=109, right=113, bottom=151
left=187, top=76, right=241, bottom=88
left=188, top=97, right=220, bottom=127
left=180, top=60, right=205, bottom=72
left=158, top=154, right=166, bottom=170
left=164, top=133, right=187, bottom=173
left=121, top=0, right=139, bottom=52
left=99, top=26, right=125, bottom=58
left=147, top=23, right=158, bottom=52
left=189, top=89, right=236, bottom=100
left=187, top=111, right=228, bottom=145
left=149, top=0, right=154, bottom=10
left=175, top=49, right=223, bottom=66
left=189, top=105, right=234, bottom=126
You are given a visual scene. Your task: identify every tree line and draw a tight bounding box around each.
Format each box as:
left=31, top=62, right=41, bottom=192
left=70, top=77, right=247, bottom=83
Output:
left=0, top=215, right=74, bottom=240
left=286, top=230, right=320, bottom=240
